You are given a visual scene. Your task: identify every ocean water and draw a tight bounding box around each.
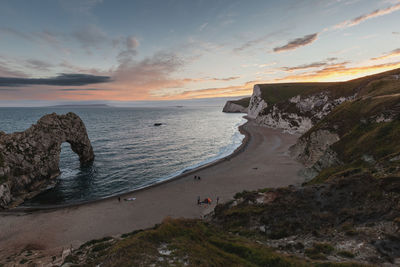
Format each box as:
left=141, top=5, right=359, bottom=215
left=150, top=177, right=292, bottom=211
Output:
left=0, top=106, right=245, bottom=206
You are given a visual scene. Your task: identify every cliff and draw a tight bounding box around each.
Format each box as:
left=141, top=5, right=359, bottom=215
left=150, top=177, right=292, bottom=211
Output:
left=247, top=83, right=358, bottom=133
left=222, top=97, right=250, bottom=113
left=0, top=112, right=94, bottom=209
left=291, top=69, right=400, bottom=181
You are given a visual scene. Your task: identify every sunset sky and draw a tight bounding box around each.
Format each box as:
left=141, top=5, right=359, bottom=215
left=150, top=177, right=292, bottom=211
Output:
left=1, top=0, right=400, bottom=105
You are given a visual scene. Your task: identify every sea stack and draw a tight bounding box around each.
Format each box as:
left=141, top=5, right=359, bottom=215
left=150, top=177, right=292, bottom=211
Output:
left=0, top=112, right=94, bottom=209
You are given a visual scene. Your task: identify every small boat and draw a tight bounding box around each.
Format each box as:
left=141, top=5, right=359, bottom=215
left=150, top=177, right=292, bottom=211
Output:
left=154, top=123, right=162, bottom=126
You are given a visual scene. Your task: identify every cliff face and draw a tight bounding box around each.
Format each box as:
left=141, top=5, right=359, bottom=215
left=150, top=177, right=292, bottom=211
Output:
left=0, top=112, right=94, bottom=209
left=291, top=69, right=400, bottom=181
left=222, top=96, right=250, bottom=113
left=248, top=84, right=354, bottom=134
left=222, top=101, right=248, bottom=113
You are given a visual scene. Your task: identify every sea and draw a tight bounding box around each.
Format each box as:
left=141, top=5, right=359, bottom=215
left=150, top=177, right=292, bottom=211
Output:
left=0, top=106, right=245, bottom=207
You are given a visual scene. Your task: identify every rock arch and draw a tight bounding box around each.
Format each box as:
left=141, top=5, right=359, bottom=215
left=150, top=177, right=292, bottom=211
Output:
left=0, top=112, right=94, bottom=209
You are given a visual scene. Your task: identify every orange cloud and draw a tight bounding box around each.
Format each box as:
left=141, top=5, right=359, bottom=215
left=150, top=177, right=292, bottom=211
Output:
left=334, top=2, right=400, bottom=29
left=274, top=62, right=400, bottom=82
left=371, top=48, right=400, bottom=61
left=160, top=80, right=257, bottom=100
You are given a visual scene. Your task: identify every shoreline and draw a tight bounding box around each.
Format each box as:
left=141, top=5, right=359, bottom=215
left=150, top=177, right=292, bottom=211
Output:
left=3, top=116, right=251, bottom=213
left=0, top=120, right=304, bottom=259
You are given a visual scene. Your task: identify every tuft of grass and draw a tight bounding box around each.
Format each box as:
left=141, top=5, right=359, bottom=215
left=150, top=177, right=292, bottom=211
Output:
left=79, top=236, right=113, bottom=249
left=305, top=242, right=335, bottom=260
left=337, top=250, right=355, bottom=258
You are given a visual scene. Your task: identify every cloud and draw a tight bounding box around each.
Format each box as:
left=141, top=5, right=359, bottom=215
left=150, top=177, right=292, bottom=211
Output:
left=0, top=62, right=27, bottom=78
left=26, top=59, right=53, bottom=71
left=59, top=0, right=103, bottom=14
left=208, top=76, right=240, bottom=81
left=58, top=88, right=108, bottom=91
left=234, top=36, right=269, bottom=53
left=275, top=61, right=400, bottom=82
left=372, top=48, right=400, bottom=61
left=282, top=58, right=338, bottom=72
left=0, top=73, right=111, bottom=87
left=0, top=27, right=33, bottom=41
left=72, top=24, right=107, bottom=49
left=334, top=2, right=400, bottom=29
left=117, top=36, right=140, bottom=64
left=111, top=52, right=184, bottom=98
left=161, top=80, right=257, bottom=99
left=199, top=22, right=208, bottom=31
left=273, top=33, right=318, bottom=53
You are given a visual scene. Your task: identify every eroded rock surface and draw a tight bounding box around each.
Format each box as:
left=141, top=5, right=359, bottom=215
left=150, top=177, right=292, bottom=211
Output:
left=0, top=112, right=94, bottom=209
left=222, top=101, right=248, bottom=113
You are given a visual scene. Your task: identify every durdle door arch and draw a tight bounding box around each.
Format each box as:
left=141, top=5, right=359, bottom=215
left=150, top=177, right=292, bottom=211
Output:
left=0, top=112, right=94, bottom=209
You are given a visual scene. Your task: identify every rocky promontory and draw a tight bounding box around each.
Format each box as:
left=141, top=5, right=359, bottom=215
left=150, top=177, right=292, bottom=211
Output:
left=222, top=97, right=250, bottom=113
left=0, top=112, right=94, bottom=209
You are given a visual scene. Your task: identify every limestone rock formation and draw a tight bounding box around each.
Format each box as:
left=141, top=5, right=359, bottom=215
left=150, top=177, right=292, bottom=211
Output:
left=222, top=97, right=250, bottom=113
left=248, top=85, right=354, bottom=134
left=222, top=101, right=248, bottom=113
left=0, top=112, right=94, bottom=209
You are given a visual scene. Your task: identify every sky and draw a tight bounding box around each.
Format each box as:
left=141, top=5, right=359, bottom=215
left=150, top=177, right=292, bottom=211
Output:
left=0, top=0, right=400, bottom=106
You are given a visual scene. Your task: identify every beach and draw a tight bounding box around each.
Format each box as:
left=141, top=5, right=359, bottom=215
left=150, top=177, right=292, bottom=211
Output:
left=0, top=119, right=304, bottom=259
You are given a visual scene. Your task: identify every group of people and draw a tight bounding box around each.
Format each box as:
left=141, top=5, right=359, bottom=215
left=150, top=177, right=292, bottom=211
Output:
left=194, top=175, right=201, bottom=180
left=197, top=196, right=219, bottom=205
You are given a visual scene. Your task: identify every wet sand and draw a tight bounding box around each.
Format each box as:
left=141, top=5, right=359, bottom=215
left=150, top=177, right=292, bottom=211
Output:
left=0, top=120, right=304, bottom=258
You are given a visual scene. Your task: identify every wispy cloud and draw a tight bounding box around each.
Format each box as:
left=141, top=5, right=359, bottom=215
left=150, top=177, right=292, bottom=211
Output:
left=282, top=58, right=338, bottom=72
left=273, top=33, right=318, bottom=53
left=0, top=73, right=111, bottom=87
left=275, top=61, right=400, bottom=82
left=371, top=48, right=400, bottom=61
left=72, top=24, right=107, bottom=49
left=58, top=88, right=108, bottom=91
left=334, top=2, right=400, bottom=29
left=117, top=36, right=140, bottom=64
left=25, top=59, right=53, bottom=71
left=161, top=80, right=256, bottom=99
left=199, top=22, right=208, bottom=31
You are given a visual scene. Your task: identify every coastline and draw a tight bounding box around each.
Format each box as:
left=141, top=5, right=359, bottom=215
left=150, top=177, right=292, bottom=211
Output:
left=0, top=119, right=304, bottom=259
left=4, top=117, right=251, bottom=213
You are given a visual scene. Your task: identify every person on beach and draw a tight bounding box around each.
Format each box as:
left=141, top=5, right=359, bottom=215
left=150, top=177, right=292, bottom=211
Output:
left=118, top=197, right=121, bottom=202
left=194, top=175, right=197, bottom=180
left=217, top=196, right=219, bottom=205
left=197, top=196, right=200, bottom=205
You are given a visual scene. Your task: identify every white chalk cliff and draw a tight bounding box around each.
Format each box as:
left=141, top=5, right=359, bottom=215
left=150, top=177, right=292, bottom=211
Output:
left=247, top=85, right=354, bottom=134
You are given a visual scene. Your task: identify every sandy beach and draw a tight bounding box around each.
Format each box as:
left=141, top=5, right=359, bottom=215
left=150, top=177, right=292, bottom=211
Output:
left=0, top=119, right=304, bottom=259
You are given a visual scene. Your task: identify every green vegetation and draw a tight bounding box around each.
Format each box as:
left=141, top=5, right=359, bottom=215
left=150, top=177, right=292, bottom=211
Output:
left=19, top=259, right=28, bottom=264
left=337, top=250, right=355, bottom=258
left=231, top=97, right=251, bottom=108
left=258, top=82, right=339, bottom=105
left=79, top=236, right=113, bottom=249
left=0, top=175, right=7, bottom=184
left=70, top=218, right=367, bottom=266
left=305, top=243, right=335, bottom=260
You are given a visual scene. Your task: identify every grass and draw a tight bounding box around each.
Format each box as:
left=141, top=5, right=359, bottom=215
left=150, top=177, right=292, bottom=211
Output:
left=337, top=250, right=355, bottom=258
left=71, top=218, right=368, bottom=266
left=79, top=236, right=113, bottom=249
left=305, top=242, right=335, bottom=260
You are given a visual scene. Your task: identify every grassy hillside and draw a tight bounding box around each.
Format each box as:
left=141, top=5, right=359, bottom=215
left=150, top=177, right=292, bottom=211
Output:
left=59, top=218, right=370, bottom=267
left=299, top=71, right=400, bottom=184
left=257, top=68, right=400, bottom=105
